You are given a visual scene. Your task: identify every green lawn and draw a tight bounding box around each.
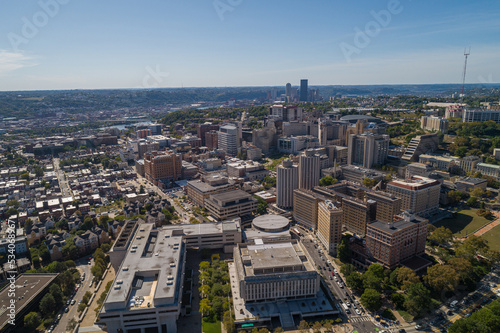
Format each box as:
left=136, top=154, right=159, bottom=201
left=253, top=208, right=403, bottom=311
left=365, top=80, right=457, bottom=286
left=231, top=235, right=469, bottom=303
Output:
left=202, top=320, right=221, bottom=333
left=397, top=309, right=414, bottom=322
left=481, top=224, right=500, bottom=251
left=434, top=208, right=491, bottom=236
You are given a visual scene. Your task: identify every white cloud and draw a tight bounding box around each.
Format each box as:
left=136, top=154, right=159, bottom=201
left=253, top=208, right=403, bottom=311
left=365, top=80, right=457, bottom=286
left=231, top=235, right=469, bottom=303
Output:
left=0, top=50, right=37, bottom=74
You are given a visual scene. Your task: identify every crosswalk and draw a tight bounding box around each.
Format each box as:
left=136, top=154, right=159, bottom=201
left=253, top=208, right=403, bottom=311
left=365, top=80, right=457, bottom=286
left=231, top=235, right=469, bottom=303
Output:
left=349, top=315, right=372, bottom=323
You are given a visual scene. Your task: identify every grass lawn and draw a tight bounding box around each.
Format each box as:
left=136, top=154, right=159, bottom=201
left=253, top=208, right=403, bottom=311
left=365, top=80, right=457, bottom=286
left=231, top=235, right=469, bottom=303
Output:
left=434, top=208, right=491, bottom=236
left=480, top=224, right=500, bottom=251
left=397, top=309, right=414, bottom=322
left=202, top=320, right=221, bottom=333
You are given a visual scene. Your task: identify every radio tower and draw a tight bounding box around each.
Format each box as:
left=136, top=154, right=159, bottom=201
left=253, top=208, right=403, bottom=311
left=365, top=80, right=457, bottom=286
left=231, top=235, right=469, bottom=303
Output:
left=460, top=47, right=471, bottom=103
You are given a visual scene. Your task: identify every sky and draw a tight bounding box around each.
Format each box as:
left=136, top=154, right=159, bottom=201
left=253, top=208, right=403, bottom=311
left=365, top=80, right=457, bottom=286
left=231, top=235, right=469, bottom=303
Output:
left=0, top=0, right=499, bottom=91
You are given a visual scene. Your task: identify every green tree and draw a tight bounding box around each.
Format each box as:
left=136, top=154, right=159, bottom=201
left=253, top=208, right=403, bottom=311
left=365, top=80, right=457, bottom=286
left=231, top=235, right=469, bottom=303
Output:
left=396, top=267, right=420, bottom=291
left=447, top=190, right=463, bottom=205
left=456, top=235, right=490, bottom=261
left=360, top=288, right=382, bottom=312
left=362, top=178, right=377, bottom=187
left=466, top=196, right=479, bottom=208
left=470, top=187, right=485, bottom=198
left=391, top=292, right=406, bottom=309
left=199, top=298, right=211, bottom=316
left=24, top=312, right=41, bottom=330
left=404, top=283, right=432, bottom=317
left=448, top=257, right=473, bottom=284
left=319, top=176, right=338, bottom=186
left=255, top=196, right=268, bottom=215
left=455, top=147, right=468, bottom=158
left=424, top=264, right=459, bottom=292
left=346, top=272, right=364, bottom=293
left=40, top=293, right=56, bottom=316
left=429, top=226, right=453, bottom=245
left=337, top=238, right=350, bottom=263
left=298, top=320, right=310, bottom=331
left=49, top=284, right=64, bottom=307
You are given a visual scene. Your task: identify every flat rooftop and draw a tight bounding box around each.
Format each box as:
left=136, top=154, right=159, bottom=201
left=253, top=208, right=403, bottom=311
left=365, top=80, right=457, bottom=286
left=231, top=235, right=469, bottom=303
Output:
left=103, top=224, right=184, bottom=311
left=369, top=214, right=426, bottom=234
left=163, top=218, right=240, bottom=236
left=209, top=189, right=252, bottom=204
left=0, top=274, right=58, bottom=330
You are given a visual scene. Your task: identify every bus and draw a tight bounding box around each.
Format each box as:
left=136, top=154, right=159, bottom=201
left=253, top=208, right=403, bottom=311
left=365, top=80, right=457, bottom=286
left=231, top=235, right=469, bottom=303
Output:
left=291, top=228, right=301, bottom=237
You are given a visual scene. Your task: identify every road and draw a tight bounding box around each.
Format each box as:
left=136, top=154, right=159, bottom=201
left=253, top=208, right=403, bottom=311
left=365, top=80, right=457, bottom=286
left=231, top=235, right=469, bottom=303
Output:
left=53, top=158, right=72, bottom=197
left=53, top=258, right=93, bottom=333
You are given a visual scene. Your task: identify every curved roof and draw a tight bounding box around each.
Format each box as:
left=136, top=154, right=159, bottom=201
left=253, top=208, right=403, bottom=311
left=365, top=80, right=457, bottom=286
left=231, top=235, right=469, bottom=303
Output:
left=340, top=115, right=385, bottom=124
left=252, top=215, right=289, bottom=232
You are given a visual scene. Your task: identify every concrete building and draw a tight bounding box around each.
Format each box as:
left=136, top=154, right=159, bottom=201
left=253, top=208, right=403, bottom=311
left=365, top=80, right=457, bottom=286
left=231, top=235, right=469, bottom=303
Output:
left=298, top=149, right=320, bottom=190
left=405, top=162, right=435, bottom=179
left=419, top=154, right=459, bottom=171
left=347, top=133, right=389, bottom=168
left=460, top=155, right=482, bottom=174
left=366, top=191, right=402, bottom=223
left=455, top=177, right=488, bottom=193
left=387, top=176, right=441, bottom=217
left=232, top=241, right=319, bottom=303
left=341, top=196, right=377, bottom=237
left=205, top=130, right=218, bottom=150
left=477, top=163, right=500, bottom=179
left=226, top=161, right=269, bottom=181
left=197, top=123, right=219, bottom=146
left=99, top=224, right=186, bottom=333
left=205, top=189, right=258, bottom=221
left=136, top=129, right=151, bottom=139
left=218, top=124, right=240, bottom=156
left=316, top=200, right=343, bottom=255
left=340, top=165, right=384, bottom=185
left=276, top=159, right=299, bottom=209
left=365, top=211, right=428, bottom=269
left=144, top=151, right=182, bottom=185
left=300, top=79, right=308, bottom=102
left=269, top=105, right=303, bottom=122
left=420, top=116, right=449, bottom=134
left=252, top=127, right=277, bottom=154
left=293, top=189, right=320, bottom=229
left=186, top=174, right=238, bottom=207
left=462, top=109, right=500, bottom=123
left=277, top=135, right=319, bottom=154
left=401, top=134, right=439, bottom=162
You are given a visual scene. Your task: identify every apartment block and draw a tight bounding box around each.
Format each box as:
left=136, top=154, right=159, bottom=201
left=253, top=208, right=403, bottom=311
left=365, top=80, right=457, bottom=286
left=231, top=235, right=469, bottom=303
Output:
left=144, top=151, right=182, bottom=185
left=386, top=176, right=441, bottom=217
left=316, top=201, right=343, bottom=255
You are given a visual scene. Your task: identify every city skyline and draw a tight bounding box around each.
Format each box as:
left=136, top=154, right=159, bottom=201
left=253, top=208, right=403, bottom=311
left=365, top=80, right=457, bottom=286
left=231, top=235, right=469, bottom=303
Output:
left=1, top=0, right=499, bottom=91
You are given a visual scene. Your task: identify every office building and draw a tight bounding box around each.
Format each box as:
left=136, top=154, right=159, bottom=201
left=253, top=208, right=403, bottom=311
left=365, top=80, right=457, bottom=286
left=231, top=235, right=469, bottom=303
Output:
left=285, top=82, right=292, bottom=98
left=366, top=211, right=428, bottom=269
left=293, top=189, right=321, bottom=229
left=366, top=191, right=402, bottom=223
left=204, top=189, right=258, bottom=221
left=419, top=154, right=459, bottom=171
left=386, top=176, right=441, bottom=217
left=462, top=109, right=500, bottom=123
left=460, top=155, right=481, bottom=174
left=226, top=161, right=269, bottom=181
left=144, top=151, right=182, bottom=185
left=341, top=197, right=377, bottom=237
left=186, top=174, right=238, bottom=207
left=477, top=163, right=500, bottom=179
left=401, top=134, right=439, bottom=162
left=269, top=105, right=303, bottom=122
left=340, top=165, right=384, bottom=185
left=99, top=224, right=186, bottom=333
left=136, top=129, right=151, bottom=139
left=197, top=123, right=219, bottom=146
left=455, top=177, right=487, bottom=193
left=420, top=116, right=449, bottom=133
left=300, top=79, right=308, bottom=102
left=232, top=240, right=319, bottom=303
left=148, top=124, right=163, bottom=136
left=347, top=133, right=390, bottom=168
left=205, top=130, right=218, bottom=150
left=316, top=201, right=343, bottom=255
left=405, top=163, right=435, bottom=179
left=444, top=104, right=465, bottom=119
left=252, top=127, right=277, bottom=154
left=277, top=159, right=299, bottom=209
left=278, top=135, right=319, bottom=154
left=218, top=124, right=240, bottom=156
left=299, top=149, right=320, bottom=190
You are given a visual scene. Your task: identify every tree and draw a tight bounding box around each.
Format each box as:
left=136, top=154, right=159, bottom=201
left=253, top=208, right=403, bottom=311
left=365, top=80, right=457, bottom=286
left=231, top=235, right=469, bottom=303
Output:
left=467, top=196, right=479, bottom=208
left=360, top=288, right=382, bottom=312
left=448, top=257, right=473, bottom=284
left=337, top=238, right=350, bottom=263
left=346, top=272, right=364, bottom=293
left=298, top=320, right=310, bottom=331
left=255, top=196, right=268, bottom=215
left=447, top=190, right=463, bottom=205
left=362, top=178, right=377, bottom=187
left=429, top=226, right=453, bottom=245
left=340, top=263, right=356, bottom=277
left=199, top=298, right=211, bottom=316
left=396, top=267, right=420, bottom=291
left=274, top=328, right=284, bottom=333
left=139, top=185, right=145, bottom=194
left=391, top=292, right=405, bottom=309
left=319, top=176, right=338, bottom=187
left=363, top=264, right=385, bottom=291
left=49, top=284, right=64, bottom=307
left=40, top=293, right=56, bottom=316
left=456, top=235, right=490, bottom=261
left=470, top=187, right=485, bottom=198
left=425, top=264, right=459, bottom=292
left=24, top=312, right=41, bottom=330
left=404, top=283, right=432, bottom=317
left=455, top=147, right=468, bottom=158
left=223, top=310, right=235, bottom=333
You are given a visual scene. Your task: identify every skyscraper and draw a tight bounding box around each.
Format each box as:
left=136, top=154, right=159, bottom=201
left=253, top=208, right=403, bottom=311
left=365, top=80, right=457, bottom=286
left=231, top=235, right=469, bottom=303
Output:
left=347, top=133, right=389, bottom=168
left=299, top=149, right=320, bottom=190
left=277, top=159, right=299, bottom=209
left=300, top=79, right=308, bottom=102
left=285, top=83, right=292, bottom=98
left=218, top=124, right=239, bottom=156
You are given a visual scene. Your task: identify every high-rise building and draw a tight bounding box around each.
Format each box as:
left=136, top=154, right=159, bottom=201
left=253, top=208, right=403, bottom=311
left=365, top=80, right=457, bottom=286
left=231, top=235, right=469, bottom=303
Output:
left=143, top=150, right=182, bottom=184
left=462, top=109, right=500, bottom=123
left=347, top=133, right=389, bottom=168
left=420, top=116, right=449, bottom=134
left=366, top=191, right=402, bottom=223
left=285, top=83, right=292, bottom=98
left=300, top=79, right=308, bottom=102
left=299, top=149, right=320, bottom=190
left=341, top=196, right=376, bottom=237
left=386, top=176, right=441, bottom=217
left=205, top=130, right=218, bottom=150
left=293, top=189, right=321, bottom=229
left=269, top=105, right=303, bottom=122
left=277, top=159, right=299, bottom=209
left=316, top=200, right=343, bottom=255
left=366, top=211, right=428, bottom=269
left=197, top=123, right=219, bottom=146
left=218, top=124, right=239, bottom=156
left=136, top=128, right=151, bottom=139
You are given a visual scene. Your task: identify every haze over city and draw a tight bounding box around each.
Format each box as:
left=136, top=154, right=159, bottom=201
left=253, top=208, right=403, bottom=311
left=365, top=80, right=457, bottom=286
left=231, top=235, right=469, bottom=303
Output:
left=1, top=0, right=500, bottom=90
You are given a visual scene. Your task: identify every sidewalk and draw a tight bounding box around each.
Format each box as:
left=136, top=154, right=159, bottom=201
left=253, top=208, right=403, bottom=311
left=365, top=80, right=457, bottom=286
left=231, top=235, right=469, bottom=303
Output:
left=79, top=266, right=116, bottom=328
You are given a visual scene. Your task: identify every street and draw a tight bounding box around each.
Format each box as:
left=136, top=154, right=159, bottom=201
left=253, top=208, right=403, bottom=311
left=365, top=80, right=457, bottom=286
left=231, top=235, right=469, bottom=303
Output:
left=53, top=157, right=72, bottom=197
left=53, top=258, right=93, bottom=333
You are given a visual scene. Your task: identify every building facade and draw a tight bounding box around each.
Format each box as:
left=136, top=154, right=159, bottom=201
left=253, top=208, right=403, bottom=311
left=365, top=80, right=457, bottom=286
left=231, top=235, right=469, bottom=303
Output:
left=277, top=159, right=299, bottom=209
left=144, top=151, right=182, bottom=185
left=298, top=149, right=320, bottom=190
left=205, top=190, right=258, bottom=221
left=218, top=124, right=240, bottom=156
left=386, top=176, right=441, bottom=217
left=420, top=116, right=449, bottom=133
left=347, top=133, right=389, bottom=168
left=316, top=201, right=343, bottom=256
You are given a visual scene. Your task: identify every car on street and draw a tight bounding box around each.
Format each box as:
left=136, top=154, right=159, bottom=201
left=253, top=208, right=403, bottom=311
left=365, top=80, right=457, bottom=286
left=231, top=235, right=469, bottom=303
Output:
left=355, top=309, right=361, bottom=315
left=71, top=299, right=76, bottom=305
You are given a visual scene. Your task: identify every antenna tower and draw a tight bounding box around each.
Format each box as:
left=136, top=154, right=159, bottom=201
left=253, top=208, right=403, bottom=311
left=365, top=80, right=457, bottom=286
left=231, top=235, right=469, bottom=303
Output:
left=460, top=47, right=470, bottom=103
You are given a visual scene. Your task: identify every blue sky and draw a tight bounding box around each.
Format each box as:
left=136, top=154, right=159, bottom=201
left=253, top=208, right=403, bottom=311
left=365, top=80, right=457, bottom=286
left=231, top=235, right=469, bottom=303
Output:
left=0, top=0, right=499, bottom=91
